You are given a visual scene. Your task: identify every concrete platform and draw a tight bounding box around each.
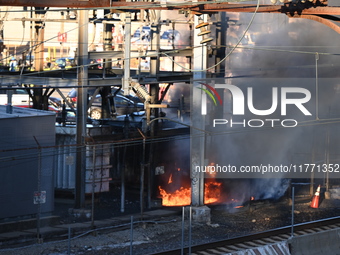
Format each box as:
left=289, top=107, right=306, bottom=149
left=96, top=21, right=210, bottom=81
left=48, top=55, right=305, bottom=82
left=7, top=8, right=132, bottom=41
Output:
left=289, top=228, right=340, bottom=255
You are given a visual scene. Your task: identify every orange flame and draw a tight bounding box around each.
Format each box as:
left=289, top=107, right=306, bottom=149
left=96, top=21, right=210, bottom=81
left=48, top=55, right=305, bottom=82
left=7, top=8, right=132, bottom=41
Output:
left=206, top=162, right=217, bottom=178
left=159, top=186, right=191, bottom=206
left=159, top=180, right=223, bottom=206
left=204, top=181, right=222, bottom=204
left=168, top=174, right=173, bottom=184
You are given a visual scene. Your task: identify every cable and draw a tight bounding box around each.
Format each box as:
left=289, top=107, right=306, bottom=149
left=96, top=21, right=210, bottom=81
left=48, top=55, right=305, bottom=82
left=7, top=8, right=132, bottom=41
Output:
left=162, top=0, right=260, bottom=72
left=0, top=0, right=261, bottom=66
left=3, top=4, right=340, bottom=80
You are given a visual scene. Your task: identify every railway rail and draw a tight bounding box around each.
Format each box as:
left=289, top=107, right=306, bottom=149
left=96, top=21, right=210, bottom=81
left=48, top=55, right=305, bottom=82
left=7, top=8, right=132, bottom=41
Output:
left=151, top=216, right=340, bottom=255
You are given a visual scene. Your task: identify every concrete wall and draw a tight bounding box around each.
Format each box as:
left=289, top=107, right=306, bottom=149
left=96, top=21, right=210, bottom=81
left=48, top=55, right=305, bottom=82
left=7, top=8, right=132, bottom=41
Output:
left=289, top=228, right=340, bottom=255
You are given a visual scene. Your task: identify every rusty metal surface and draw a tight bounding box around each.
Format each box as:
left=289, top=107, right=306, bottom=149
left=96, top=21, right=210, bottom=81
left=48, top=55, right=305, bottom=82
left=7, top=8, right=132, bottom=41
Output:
left=291, top=14, right=340, bottom=34
left=0, top=1, right=340, bottom=16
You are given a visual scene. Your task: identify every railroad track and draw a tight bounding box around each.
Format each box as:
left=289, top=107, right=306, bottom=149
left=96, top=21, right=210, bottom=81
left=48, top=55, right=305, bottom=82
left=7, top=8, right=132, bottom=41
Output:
left=151, top=216, right=340, bottom=255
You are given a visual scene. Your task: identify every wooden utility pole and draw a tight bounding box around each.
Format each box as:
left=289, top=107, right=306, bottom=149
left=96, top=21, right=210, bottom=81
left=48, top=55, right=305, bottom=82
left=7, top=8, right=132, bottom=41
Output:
left=33, top=7, right=48, bottom=110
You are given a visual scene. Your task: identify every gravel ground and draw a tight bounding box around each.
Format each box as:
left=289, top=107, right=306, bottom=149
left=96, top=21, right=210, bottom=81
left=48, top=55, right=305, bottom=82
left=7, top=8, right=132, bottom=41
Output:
left=1, top=197, right=340, bottom=255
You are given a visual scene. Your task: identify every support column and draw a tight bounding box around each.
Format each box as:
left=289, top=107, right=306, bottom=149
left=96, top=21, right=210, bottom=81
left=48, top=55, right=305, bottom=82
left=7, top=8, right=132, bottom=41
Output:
left=33, top=7, right=46, bottom=110
left=75, top=9, right=89, bottom=209
left=60, top=11, right=65, bottom=58
left=149, top=13, right=160, bottom=134
left=215, top=12, right=227, bottom=76
left=147, top=13, right=160, bottom=208
left=33, top=9, right=45, bottom=72
left=191, top=14, right=208, bottom=207
left=102, top=11, right=114, bottom=118
left=122, top=13, right=131, bottom=94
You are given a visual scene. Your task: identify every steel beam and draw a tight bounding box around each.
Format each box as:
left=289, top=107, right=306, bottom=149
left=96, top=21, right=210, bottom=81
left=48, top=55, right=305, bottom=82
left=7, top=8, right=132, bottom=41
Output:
left=290, top=15, right=340, bottom=34
left=1, top=1, right=339, bottom=16
left=89, top=49, right=192, bottom=61
left=0, top=71, right=192, bottom=88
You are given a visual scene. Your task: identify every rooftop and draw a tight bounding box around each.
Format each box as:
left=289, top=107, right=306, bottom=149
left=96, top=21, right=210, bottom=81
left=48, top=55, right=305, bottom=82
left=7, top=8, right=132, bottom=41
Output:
left=0, top=105, right=56, bottom=119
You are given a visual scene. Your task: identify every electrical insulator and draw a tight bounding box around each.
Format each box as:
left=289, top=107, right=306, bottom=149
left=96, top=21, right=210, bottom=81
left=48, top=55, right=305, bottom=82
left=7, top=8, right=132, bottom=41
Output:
left=195, top=16, right=213, bottom=45
left=131, top=80, right=151, bottom=102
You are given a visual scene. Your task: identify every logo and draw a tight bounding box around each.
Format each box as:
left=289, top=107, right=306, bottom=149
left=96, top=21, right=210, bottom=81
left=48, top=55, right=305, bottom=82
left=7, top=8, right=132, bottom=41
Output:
left=198, top=83, right=223, bottom=114
left=198, top=83, right=312, bottom=128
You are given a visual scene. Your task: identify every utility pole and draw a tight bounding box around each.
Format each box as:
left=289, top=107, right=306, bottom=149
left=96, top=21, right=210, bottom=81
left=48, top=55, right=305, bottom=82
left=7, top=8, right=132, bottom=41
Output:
left=147, top=10, right=161, bottom=209
left=33, top=7, right=45, bottom=72
left=149, top=11, right=160, bottom=135
left=33, top=7, right=48, bottom=110
left=75, top=9, right=89, bottom=209
left=122, top=12, right=131, bottom=95
left=191, top=14, right=209, bottom=206
left=60, top=11, right=65, bottom=58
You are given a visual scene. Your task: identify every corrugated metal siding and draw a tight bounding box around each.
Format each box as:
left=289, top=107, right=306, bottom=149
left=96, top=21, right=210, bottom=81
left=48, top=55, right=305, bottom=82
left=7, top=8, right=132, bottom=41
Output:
left=85, top=144, right=111, bottom=193
left=55, top=127, right=112, bottom=193
left=54, top=133, right=76, bottom=189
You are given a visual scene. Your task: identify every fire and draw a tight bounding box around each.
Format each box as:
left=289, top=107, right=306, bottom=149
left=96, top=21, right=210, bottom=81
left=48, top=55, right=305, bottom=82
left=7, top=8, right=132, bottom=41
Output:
left=204, top=181, right=222, bottom=204
left=159, top=163, right=227, bottom=206
left=159, top=186, right=191, bottom=206
left=234, top=205, right=244, bottom=209
left=168, top=174, right=173, bottom=184
left=159, top=180, right=223, bottom=206
left=206, top=162, right=217, bottom=178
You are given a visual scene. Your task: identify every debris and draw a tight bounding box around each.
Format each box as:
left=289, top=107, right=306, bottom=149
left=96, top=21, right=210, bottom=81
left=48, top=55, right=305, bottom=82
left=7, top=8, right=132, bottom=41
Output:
left=208, top=223, right=220, bottom=228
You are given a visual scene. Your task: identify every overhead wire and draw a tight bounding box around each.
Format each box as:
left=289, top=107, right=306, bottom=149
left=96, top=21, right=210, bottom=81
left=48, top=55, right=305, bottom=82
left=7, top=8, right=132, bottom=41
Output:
left=2, top=2, right=340, bottom=82
left=162, top=0, right=260, bottom=72
left=8, top=0, right=339, bottom=80
left=0, top=2, right=339, bottom=163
